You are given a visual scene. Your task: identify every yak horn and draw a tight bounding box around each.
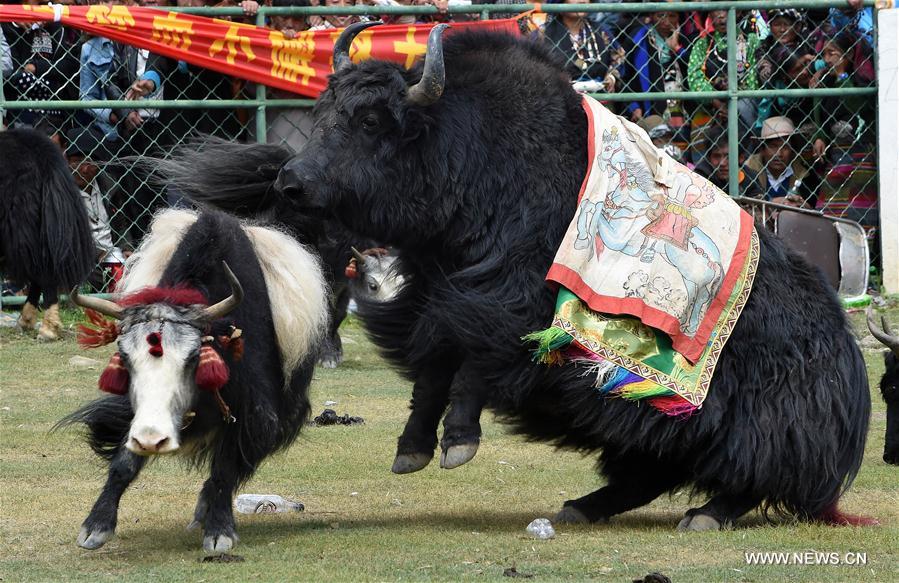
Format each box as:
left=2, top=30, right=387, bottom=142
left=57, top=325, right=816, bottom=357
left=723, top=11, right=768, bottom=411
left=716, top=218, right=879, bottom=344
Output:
left=866, top=306, right=899, bottom=354
left=333, top=21, right=383, bottom=72
left=351, top=246, right=367, bottom=263
left=70, top=287, right=123, bottom=320
left=203, top=262, right=244, bottom=321
left=406, top=23, right=449, bottom=107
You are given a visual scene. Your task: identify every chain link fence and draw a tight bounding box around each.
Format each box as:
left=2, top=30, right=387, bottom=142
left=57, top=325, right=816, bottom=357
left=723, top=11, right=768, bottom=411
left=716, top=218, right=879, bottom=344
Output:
left=0, top=1, right=881, bottom=298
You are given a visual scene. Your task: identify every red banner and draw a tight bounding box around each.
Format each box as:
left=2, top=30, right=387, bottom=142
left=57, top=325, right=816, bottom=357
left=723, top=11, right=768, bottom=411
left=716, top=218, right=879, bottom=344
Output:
left=0, top=5, right=519, bottom=97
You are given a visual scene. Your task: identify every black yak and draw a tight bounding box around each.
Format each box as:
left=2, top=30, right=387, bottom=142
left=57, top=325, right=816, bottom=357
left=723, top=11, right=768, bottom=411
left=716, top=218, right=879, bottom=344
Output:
left=60, top=209, right=328, bottom=551
left=166, top=26, right=872, bottom=529
left=0, top=128, right=94, bottom=340
left=866, top=309, right=899, bottom=465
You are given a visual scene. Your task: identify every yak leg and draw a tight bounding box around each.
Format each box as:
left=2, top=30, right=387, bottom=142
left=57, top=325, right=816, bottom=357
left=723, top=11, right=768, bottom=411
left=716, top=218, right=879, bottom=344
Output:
left=78, top=448, right=146, bottom=549
left=393, top=360, right=457, bottom=474
left=319, top=286, right=350, bottom=368
left=440, top=364, right=488, bottom=469
left=195, top=450, right=253, bottom=553
left=17, top=284, right=41, bottom=331
left=677, top=492, right=761, bottom=531
left=37, top=288, right=61, bottom=341
left=556, top=456, right=687, bottom=524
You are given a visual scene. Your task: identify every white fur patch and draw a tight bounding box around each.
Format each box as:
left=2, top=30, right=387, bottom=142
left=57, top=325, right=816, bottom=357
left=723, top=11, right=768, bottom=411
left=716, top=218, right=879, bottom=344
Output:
left=243, top=224, right=329, bottom=379
left=120, top=209, right=199, bottom=292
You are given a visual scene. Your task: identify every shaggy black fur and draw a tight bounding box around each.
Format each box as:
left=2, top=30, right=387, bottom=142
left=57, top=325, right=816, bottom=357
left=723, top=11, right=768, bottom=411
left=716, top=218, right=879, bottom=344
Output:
left=880, top=352, right=899, bottom=465
left=58, top=211, right=319, bottom=549
left=172, top=31, right=871, bottom=526
left=0, top=128, right=94, bottom=307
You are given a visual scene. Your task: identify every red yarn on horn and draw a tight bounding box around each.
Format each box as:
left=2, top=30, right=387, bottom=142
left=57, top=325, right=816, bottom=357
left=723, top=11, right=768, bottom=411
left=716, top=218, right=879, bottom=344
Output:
left=195, top=345, right=229, bottom=392
left=99, top=352, right=129, bottom=395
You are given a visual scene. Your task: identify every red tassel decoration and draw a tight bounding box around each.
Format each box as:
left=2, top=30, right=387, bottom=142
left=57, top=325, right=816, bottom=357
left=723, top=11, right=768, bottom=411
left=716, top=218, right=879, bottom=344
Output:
left=99, top=352, right=129, bottom=395
left=345, top=258, right=358, bottom=279
left=195, top=344, right=229, bottom=392
left=146, top=332, right=164, bottom=357
left=78, top=309, right=119, bottom=348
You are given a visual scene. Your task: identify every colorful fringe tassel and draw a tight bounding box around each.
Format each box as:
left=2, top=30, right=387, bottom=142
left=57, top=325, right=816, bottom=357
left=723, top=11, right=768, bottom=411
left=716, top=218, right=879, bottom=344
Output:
left=524, top=325, right=698, bottom=417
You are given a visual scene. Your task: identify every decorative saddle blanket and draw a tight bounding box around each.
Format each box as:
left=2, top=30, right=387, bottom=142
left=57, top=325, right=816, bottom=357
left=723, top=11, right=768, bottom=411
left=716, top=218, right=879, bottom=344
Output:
left=528, top=96, right=759, bottom=415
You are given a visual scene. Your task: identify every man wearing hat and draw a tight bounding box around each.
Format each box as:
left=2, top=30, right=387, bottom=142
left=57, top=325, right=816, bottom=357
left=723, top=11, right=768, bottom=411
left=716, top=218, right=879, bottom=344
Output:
left=745, top=116, right=819, bottom=207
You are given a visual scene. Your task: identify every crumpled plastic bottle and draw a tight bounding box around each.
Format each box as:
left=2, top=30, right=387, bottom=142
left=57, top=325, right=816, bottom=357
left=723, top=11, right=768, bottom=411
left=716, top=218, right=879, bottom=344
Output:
left=526, top=518, right=556, bottom=540
left=234, top=494, right=304, bottom=514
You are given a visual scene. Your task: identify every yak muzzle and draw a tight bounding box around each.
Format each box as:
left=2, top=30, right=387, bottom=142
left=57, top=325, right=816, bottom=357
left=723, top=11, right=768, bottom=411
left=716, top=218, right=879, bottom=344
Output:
left=127, top=428, right=179, bottom=455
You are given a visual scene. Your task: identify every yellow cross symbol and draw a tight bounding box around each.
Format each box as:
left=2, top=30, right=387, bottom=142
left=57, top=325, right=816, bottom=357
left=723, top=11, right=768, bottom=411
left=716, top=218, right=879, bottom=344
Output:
left=209, top=25, right=256, bottom=65
left=393, top=27, right=425, bottom=69
left=152, top=12, right=193, bottom=52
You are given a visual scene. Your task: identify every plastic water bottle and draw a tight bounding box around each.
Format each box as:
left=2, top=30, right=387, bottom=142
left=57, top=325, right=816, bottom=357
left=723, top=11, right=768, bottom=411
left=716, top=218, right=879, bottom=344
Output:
left=234, top=494, right=304, bottom=514
left=526, top=518, right=556, bottom=540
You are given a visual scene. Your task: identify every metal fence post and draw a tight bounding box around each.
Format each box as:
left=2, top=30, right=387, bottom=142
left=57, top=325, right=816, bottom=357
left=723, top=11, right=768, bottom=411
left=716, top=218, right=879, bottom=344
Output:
left=255, top=11, right=268, bottom=144
left=726, top=7, right=739, bottom=198
left=877, top=7, right=898, bottom=294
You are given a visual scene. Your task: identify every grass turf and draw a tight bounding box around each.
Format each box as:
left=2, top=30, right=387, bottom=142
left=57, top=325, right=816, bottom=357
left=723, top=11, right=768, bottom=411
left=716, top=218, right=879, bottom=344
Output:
left=0, top=308, right=896, bottom=582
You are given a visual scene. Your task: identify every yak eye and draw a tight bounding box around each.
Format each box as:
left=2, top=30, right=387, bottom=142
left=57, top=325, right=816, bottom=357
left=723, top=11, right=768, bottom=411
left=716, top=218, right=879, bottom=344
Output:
left=368, top=282, right=379, bottom=291
left=361, top=114, right=380, bottom=133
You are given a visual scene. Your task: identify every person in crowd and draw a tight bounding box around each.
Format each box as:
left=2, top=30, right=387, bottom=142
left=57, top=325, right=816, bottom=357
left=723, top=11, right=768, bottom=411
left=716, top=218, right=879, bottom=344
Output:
left=540, top=0, right=620, bottom=91
left=244, top=0, right=317, bottom=151
left=693, top=125, right=763, bottom=198
left=687, top=7, right=761, bottom=162
left=755, top=44, right=816, bottom=130
left=1, top=0, right=81, bottom=130
left=65, top=128, right=127, bottom=291
left=755, top=9, right=809, bottom=88
left=79, top=31, right=174, bottom=252
left=620, top=4, right=689, bottom=124
left=744, top=116, right=820, bottom=208
left=163, top=0, right=244, bottom=141
left=307, top=0, right=369, bottom=30
left=809, top=30, right=876, bottom=163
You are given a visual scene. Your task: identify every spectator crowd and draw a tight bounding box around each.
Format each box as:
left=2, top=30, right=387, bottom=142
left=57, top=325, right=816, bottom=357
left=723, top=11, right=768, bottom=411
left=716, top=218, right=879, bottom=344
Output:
left=0, top=0, right=880, bottom=292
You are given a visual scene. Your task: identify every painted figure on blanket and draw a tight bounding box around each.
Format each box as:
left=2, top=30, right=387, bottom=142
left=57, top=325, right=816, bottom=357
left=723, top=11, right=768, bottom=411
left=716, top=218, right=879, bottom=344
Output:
left=576, top=128, right=723, bottom=335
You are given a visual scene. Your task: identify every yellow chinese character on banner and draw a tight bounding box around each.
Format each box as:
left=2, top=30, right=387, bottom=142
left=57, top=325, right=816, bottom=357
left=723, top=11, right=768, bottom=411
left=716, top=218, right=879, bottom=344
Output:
left=85, top=5, right=136, bottom=32
left=210, top=24, right=256, bottom=65
left=270, top=31, right=315, bottom=86
left=152, top=12, right=193, bottom=52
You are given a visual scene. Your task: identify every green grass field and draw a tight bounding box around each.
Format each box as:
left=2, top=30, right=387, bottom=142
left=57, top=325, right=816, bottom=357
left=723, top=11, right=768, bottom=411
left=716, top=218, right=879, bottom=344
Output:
left=1, top=309, right=897, bottom=582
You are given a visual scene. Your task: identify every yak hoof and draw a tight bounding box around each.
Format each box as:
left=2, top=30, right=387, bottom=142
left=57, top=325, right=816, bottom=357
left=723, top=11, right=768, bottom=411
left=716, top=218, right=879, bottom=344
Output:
left=676, top=513, right=722, bottom=532
left=319, top=357, right=339, bottom=369
left=37, top=326, right=60, bottom=342
left=554, top=506, right=592, bottom=524
left=439, top=443, right=479, bottom=469
left=77, top=526, right=113, bottom=550
left=392, top=452, right=433, bottom=474
left=203, top=533, right=237, bottom=553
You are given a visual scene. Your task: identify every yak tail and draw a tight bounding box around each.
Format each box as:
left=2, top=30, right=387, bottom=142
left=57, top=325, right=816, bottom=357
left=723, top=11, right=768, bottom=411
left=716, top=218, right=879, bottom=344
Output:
left=54, top=395, right=133, bottom=462
left=145, top=136, right=293, bottom=217
left=815, top=502, right=879, bottom=527
left=41, top=159, right=95, bottom=288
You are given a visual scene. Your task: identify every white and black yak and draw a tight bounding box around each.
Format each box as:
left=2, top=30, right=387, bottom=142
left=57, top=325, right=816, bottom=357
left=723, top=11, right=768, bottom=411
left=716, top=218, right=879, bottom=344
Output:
left=0, top=128, right=94, bottom=340
left=59, top=209, right=328, bottom=552
left=866, top=309, right=899, bottom=465
left=165, top=26, right=874, bottom=529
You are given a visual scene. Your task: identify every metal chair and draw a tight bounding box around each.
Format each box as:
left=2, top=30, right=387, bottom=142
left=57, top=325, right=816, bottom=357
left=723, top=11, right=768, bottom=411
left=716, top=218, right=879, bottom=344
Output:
left=736, top=197, right=869, bottom=298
